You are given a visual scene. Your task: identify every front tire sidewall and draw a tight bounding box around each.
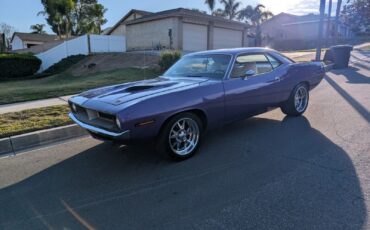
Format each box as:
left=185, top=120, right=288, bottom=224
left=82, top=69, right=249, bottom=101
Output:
left=157, top=113, right=203, bottom=160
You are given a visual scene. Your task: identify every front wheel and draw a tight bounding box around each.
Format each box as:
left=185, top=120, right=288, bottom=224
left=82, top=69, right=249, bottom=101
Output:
left=156, top=113, right=203, bottom=160
left=281, top=83, right=309, bottom=116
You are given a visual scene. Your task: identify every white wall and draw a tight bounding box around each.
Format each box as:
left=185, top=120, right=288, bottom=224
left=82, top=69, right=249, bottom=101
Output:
left=110, top=24, right=126, bottom=36
left=11, top=35, right=25, bottom=50
left=36, top=35, right=126, bottom=73
left=90, top=35, right=126, bottom=53
left=126, top=18, right=179, bottom=50
left=36, top=35, right=89, bottom=72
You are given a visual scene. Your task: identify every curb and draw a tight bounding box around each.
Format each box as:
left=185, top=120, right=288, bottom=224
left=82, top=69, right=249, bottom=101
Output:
left=0, top=124, right=88, bottom=157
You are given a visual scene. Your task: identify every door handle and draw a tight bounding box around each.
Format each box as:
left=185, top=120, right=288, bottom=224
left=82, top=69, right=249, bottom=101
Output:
left=269, top=76, right=280, bottom=83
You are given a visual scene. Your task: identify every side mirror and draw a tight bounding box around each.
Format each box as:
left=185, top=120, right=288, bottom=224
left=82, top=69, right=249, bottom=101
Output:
left=244, top=69, right=256, bottom=78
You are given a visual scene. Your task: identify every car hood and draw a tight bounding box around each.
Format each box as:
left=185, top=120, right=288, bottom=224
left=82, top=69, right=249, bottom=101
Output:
left=78, top=76, right=208, bottom=106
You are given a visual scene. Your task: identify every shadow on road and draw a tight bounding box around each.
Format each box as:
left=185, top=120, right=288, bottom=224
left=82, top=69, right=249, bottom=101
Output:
left=332, top=67, right=370, bottom=84
left=0, top=116, right=366, bottom=229
left=325, top=74, right=370, bottom=123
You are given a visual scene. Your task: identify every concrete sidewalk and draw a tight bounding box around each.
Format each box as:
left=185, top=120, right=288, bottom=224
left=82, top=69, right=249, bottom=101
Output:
left=0, top=95, right=72, bottom=114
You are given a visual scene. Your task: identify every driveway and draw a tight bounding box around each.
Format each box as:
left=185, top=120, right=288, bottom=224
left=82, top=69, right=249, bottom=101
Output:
left=0, top=51, right=369, bottom=229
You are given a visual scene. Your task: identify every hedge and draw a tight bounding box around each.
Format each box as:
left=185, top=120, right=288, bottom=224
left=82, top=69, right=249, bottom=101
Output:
left=0, top=53, right=41, bottom=80
left=159, top=50, right=181, bottom=71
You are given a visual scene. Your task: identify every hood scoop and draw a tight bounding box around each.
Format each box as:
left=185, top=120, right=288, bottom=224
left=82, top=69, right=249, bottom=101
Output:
left=125, top=85, right=156, bottom=92
left=124, top=82, right=177, bottom=92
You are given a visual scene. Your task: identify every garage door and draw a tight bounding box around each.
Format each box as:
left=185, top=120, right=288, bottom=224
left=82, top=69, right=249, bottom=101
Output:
left=213, top=27, right=243, bottom=49
left=183, top=23, right=208, bottom=52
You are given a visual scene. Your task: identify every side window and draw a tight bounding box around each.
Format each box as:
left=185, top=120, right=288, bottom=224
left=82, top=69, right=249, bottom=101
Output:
left=266, top=54, right=282, bottom=69
left=231, top=54, right=273, bottom=78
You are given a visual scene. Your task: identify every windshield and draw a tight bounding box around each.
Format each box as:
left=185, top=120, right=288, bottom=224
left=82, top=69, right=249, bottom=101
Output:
left=164, top=54, right=231, bottom=79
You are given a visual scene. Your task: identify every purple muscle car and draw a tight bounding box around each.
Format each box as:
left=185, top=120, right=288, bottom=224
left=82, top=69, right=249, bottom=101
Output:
left=69, top=48, right=325, bottom=160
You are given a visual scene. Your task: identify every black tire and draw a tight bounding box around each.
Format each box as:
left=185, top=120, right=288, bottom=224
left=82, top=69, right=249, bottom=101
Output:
left=156, top=112, right=203, bottom=160
left=281, top=83, right=309, bottom=116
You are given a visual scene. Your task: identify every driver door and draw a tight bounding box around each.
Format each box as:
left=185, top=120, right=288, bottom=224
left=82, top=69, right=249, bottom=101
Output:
left=223, top=53, right=282, bottom=123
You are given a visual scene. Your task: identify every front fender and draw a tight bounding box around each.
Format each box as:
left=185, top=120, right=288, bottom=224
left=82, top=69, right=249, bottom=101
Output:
left=120, top=81, right=224, bottom=140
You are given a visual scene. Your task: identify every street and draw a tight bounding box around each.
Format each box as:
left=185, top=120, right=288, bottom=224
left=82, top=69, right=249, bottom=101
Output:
left=0, top=51, right=369, bottom=229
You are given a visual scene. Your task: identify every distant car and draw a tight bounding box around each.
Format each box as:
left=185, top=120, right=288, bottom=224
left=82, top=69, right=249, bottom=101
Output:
left=69, top=48, right=325, bottom=160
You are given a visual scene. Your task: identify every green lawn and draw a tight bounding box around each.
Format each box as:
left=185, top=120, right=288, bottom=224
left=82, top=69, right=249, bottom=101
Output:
left=0, top=105, right=72, bottom=138
left=0, top=68, right=158, bottom=105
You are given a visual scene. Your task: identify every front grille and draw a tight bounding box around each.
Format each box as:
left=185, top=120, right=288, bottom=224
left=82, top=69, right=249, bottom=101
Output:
left=70, top=103, right=119, bottom=132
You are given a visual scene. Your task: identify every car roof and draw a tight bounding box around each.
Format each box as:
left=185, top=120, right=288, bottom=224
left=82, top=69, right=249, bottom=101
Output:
left=187, top=47, right=276, bottom=56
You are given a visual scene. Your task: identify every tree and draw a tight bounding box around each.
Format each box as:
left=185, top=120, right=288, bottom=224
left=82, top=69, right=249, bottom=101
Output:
left=342, top=0, right=370, bottom=35
left=78, top=3, right=107, bottom=34
left=220, top=0, right=241, bottom=20
left=0, top=23, right=16, bottom=48
left=38, top=0, right=75, bottom=38
left=30, top=24, right=47, bottom=34
left=238, top=4, right=273, bottom=46
left=204, top=0, right=215, bottom=13
left=38, top=0, right=108, bottom=37
left=212, top=8, right=226, bottom=17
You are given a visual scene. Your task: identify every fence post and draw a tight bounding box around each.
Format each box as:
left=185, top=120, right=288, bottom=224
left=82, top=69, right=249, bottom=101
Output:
left=87, top=34, right=91, bottom=54
left=108, top=36, right=111, bottom=52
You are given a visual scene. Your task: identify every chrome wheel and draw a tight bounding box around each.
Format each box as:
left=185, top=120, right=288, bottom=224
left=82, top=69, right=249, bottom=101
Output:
left=168, top=118, right=200, bottom=156
left=294, top=86, right=308, bottom=113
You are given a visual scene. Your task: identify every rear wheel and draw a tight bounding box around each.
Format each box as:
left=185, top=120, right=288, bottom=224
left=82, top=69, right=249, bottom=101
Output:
left=157, top=113, right=203, bottom=160
left=281, top=83, right=309, bottom=116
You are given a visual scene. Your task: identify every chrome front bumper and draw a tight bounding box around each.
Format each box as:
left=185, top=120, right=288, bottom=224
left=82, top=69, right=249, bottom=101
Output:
left=69, top=113, right=130, bottom=140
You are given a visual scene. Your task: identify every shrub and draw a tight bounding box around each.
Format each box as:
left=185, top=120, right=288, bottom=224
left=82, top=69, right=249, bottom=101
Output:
left=44, top=54, right=86, bottom=75
left=0, top=53, right=41, bottom=80
left=159, top=50, right=181, bottom=71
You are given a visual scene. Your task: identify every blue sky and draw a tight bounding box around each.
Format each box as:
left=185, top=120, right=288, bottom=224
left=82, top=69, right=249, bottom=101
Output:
left=0, top=0, right=339, bottom=34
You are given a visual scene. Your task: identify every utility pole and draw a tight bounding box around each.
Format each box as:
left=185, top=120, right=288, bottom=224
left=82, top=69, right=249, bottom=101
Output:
left=316, top=0, right=326, bottom=61
left=327, top=0, right=333, bottom=44
left=334, top=0, right=343, bottom=44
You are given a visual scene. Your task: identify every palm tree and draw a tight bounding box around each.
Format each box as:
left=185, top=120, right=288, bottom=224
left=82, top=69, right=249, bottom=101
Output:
left=38, top=0, right=75, bottom=38
left=212, top=8, right=226, bottom=17
left=84, top=4, right=108, bottom=34
left=220, top=0, right=241, bottom=20
left=238, top=4, right=273, bottom=46
left=30, top=24, right=46, bottom=34
left=205, top=0, right=215, bottom=13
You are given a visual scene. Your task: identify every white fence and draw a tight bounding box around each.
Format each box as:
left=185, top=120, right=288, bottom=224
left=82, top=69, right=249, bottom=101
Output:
left=90, top=35, right=126, bottom=53
left=36, top=35, right=126, bottom=72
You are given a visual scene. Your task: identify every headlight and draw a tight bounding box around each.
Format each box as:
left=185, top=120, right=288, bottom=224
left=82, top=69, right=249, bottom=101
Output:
left=116, top=117, right=122, bottom=129
left=71, top=103, right=77, bottom=112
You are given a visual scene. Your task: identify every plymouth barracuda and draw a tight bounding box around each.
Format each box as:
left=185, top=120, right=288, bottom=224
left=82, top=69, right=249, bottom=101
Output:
left=69, top=48, right=325, bottom=160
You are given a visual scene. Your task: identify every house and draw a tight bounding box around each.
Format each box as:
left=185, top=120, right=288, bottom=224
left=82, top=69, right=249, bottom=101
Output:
left=261, top=13, right=353, bottom=49
left=11, top=32, right=59, bottom=50
left=109, top=8, right=250, bottom=52
left=107, top=9, right=153, bottom=36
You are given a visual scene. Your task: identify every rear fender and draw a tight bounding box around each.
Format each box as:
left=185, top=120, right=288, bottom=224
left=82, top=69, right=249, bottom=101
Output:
left=287, top=62, right=325, bottom=89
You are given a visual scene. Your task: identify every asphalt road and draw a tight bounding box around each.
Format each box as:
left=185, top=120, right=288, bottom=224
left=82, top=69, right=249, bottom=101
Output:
left=0, top=51, right=369, bottom=230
